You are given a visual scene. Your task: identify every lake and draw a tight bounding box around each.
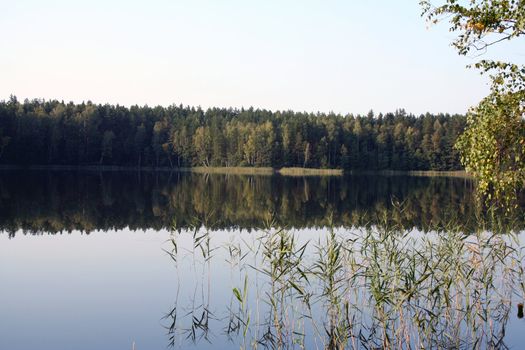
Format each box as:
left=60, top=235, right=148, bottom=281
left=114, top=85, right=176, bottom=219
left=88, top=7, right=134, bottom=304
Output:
left=1, top=170, right=524, bottom=349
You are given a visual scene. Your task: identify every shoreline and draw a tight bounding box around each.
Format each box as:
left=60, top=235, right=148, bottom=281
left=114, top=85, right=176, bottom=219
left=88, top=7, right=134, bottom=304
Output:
left=0, top=165, right=470, bottom=177
left=349, top=170, right=472, bottom=178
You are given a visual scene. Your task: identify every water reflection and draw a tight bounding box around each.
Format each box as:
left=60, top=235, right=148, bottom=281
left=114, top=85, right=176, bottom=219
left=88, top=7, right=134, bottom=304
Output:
left=1, top=170, right=525, bottom=349
left=1, top=170, right=521, bottom=236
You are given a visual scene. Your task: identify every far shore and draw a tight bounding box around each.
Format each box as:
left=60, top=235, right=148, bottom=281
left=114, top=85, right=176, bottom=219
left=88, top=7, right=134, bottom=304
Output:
left=0, top=165, right=471, bottom=178
left=349, top=170, right=472, bottom=178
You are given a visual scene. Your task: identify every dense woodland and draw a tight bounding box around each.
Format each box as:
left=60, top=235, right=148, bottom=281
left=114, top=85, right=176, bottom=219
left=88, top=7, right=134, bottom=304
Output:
left=0, top=97, right=466, bottom=170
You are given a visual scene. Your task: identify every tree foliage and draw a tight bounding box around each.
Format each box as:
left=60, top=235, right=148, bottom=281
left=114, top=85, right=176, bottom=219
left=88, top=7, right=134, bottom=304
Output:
left=455, top=92, right=525, bottom=204
left=421, top=0, right=524, bottom=55
left=421, top=0, right=525, bottom=203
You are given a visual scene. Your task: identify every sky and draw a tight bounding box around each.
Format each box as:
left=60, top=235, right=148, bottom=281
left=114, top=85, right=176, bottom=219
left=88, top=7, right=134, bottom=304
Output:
left=1, top=0, right=523, bottom=115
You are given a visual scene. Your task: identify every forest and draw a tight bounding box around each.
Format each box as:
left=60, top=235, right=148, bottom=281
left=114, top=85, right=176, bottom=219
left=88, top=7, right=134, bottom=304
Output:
left=0, top=96, right=466, bottom=170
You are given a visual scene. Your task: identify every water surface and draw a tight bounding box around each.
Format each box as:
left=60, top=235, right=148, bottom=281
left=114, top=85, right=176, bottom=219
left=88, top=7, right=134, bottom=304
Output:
left=1, top=170, right=524, bottom=349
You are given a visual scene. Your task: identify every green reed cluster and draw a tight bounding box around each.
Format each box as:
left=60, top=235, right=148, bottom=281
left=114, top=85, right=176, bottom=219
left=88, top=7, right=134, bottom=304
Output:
left=164, top=209, right=525, bottom=349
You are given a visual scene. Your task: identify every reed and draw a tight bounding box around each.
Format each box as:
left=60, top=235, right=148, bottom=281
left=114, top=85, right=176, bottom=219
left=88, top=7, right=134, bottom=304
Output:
left=190, top=166, right=344, bottom=176
left=277, top=167, right=343, bottom=176
left=165, top=207, right=524, bottom=349
left=191, top=167, right=275, bottom=175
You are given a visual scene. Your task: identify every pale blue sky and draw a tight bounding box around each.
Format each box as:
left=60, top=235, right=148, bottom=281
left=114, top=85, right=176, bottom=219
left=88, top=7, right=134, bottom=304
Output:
left=1, top=0, right=523, bottom=115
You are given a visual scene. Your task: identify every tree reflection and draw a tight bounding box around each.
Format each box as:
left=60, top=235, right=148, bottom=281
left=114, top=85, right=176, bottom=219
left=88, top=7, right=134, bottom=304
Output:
left=0, top=170, right=522, bottom=237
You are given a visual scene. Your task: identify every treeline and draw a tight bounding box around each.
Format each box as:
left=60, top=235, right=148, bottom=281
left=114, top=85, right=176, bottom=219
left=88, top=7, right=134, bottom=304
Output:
left=0, top=96, right=465, bottom=170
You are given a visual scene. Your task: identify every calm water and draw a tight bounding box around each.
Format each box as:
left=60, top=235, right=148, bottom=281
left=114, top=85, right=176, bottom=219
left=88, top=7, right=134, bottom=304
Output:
left=1, top=170, right=524, bottom=349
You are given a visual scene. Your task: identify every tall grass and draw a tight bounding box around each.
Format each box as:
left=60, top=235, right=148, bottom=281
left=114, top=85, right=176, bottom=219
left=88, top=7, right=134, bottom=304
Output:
left=164, top=207, right=524, bottom=349
left=190, top=166, right=344, bottom=176
left=191, top=167, right=276, bottom=176
left=277, top=167, right=343, bottom=176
